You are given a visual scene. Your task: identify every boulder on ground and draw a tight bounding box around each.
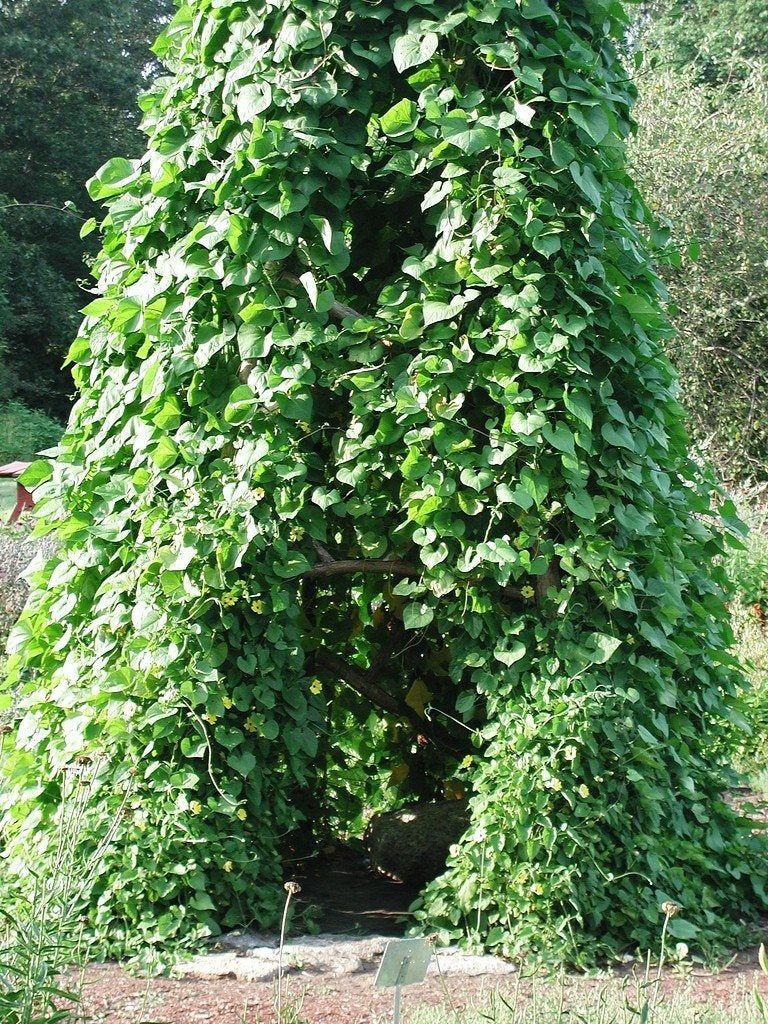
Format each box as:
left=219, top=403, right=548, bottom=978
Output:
left=365, top=799, right=470, bottom=886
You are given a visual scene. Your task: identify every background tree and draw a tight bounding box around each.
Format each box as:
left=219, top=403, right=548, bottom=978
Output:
left=629, top=0, right=768, bottom=476
left=0, top=0, right=173, bottom=421
left=637, top=0, right=768, bottom=84
left=1, top=0, right=766, bottom=965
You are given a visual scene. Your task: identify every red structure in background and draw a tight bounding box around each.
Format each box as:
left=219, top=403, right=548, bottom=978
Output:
left=0, top=461, right=34, bottom=524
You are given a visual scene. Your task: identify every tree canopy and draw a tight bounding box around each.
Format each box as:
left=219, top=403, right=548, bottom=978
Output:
left=630, top=0, right=768, bottom=474
left=0, top=0, right=173, bottom=416
left=639, top=0, right=768, bottom=83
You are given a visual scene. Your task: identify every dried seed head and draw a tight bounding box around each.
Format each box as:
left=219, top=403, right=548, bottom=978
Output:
left=662, top=901, right=680, bottom=918
left=284, top=881, right=301, bottom=896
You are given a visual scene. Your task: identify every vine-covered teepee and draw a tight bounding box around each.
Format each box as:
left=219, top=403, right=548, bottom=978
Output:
left=1, top=0, right=765, bottom=962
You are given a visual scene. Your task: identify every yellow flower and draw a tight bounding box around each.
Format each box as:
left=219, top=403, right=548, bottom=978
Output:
left=190, top=800, right=202, bottom=815
left=564, top=745, right=577, bottom=761
left=245, top=716, right=258, bottom=733
left=299, top=421, right=311, bottom=433
left=578, top=784, right=590, bottom=799
left=532, top=882, right=545, bottom=896
left=521, top=585, right=535, bottom=599
left=460, top=755, right=474, bottom=770
left=236, top=807, right=247, bottom=821
left=204, top=712, right=217, bottom=725
left=221, top=592, right=237, bottom=607
left=251, top=599, right=264, bottom=614
left=289, top=526, right=305, bottom=542
left=222, top=696, right=233, bottom=709
left=310, top=679, right=323, bottom=695
left=253, top=487, right=265, bottom=501
left=550, top=778, right=563, bottom=792
left=223, top=861, right=233, bottom=873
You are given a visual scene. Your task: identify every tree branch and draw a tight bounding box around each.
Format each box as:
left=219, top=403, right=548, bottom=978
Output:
left=315, top=646, right=464, bottom=755
left=281, top=272, right=365, bottom=323
left=315, top=647, right=408, bottom=719
left=311, top=539, right=335, bottom=565
left=238, top=278, right=367, bottom=383
left=304, top=558, right=421, bottom=581
left=534, top=558, right=561, bottom=611
left=302, top=550, right=534, bottom=603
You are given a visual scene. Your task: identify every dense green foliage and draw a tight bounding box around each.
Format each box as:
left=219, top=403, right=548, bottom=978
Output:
left=629, top=2, right=768, bottom=476
left=1, top=0, right=766, bottom=965
left=0, top=0, right=173, bottom=418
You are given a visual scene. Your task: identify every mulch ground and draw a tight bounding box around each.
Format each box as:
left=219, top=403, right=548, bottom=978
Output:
left=70, top=945, right=768, bottom=1024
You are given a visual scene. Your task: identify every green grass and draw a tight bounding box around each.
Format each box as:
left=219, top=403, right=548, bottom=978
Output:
left=0, top=478, right=17, bottom=514
left=402, top=974, right=765, bottom=1024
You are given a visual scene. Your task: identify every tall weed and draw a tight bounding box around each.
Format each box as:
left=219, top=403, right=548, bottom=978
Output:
left=0, top=756, right=128, bottom=1023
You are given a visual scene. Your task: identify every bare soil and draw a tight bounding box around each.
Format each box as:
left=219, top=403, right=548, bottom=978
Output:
left=70, top=945, right=768, bottom=1024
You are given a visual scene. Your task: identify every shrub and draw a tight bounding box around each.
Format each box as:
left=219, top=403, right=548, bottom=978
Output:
left=731, top=601, right=768, bottom=779
left=728, top=533, right=768, bottom=613
left=0, top=402, right=62, bottom=465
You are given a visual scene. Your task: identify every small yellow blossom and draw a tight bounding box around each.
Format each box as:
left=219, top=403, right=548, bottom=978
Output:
left=521, top=585, right=535, bottom=599
left=222, top=696, right=233, bottom=709
left=310, top=679, right=323, bottom=695
left=289, top=526, right=305, bottom=542
left=460, top=755, right=474, bottom=770
left=253, top=487, right=266, bottom=501
left=299, top=421, right=311, bottom=433
left=190, top=800, right=202, bottom=815
left=578, top=784, right=590, bottom=799
left=221, top=592, right=237, bottom=607
left=223, top=861, right=233, bottom=873
left=550, top=778, right=563, bottom=792
left=204, top=712, right=218, bottom=725
left=564, top=745, right=577, bottom=761
left=532, top=882, right=545, bottom=896
left=236, top=807, right=247, bottom=821
left=245, top=716, right=258, bottom=733
left=251, top=599, right=264, bottom=614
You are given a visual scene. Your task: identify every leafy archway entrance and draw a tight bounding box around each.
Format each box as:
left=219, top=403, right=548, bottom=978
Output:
left=1, top=0, right=766, bottom=964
